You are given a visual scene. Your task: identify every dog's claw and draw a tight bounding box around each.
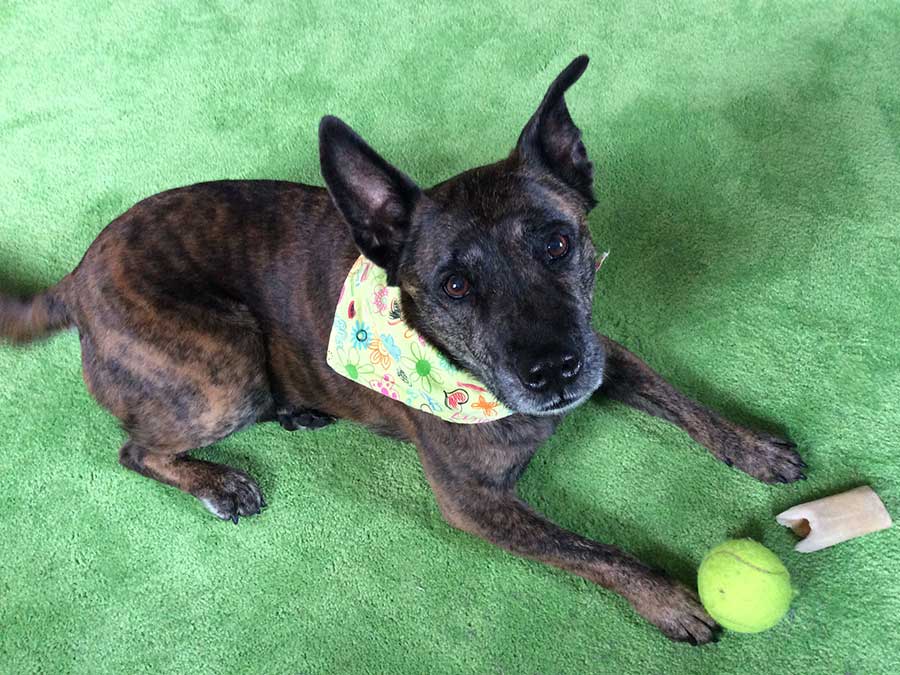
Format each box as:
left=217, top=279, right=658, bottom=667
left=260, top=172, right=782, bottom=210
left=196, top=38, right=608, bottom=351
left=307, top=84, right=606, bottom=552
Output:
left=635, top=578, right=720, bottom=645
left=681, top=628, right=698, bottom=646
left=231, top=514, right=239, bottom=525
left=719, top=431, right=806, bottom=484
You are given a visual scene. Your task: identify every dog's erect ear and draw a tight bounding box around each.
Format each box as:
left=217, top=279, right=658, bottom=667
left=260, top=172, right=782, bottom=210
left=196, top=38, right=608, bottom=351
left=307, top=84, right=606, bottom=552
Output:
left=515, top=55, right=596, bottom=208
left=319, top=116, right=422, bottom=282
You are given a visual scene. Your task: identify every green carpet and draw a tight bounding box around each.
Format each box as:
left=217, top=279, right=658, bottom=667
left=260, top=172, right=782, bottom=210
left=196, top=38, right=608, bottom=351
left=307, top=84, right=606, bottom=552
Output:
left=2, top=1, right=898, bottom=672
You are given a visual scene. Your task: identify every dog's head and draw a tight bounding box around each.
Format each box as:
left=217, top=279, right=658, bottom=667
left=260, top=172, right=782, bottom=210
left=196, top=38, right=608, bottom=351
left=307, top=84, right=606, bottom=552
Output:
left=320, top=56, right=603, bottom=416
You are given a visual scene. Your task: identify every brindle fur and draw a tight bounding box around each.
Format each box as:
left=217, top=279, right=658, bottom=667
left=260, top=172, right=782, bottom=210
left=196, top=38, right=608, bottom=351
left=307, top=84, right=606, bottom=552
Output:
left=1, top=56, right=805, bottom=644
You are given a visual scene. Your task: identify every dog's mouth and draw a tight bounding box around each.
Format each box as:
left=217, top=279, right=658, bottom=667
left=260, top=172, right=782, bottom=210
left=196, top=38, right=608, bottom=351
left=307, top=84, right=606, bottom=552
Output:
left=537, top=392, right=591, bottom=414
left=459, top=329, right=606, bottom=418
left=493, top=356, right=604, bottom=417
left=528, top=375, right=602, bottom=416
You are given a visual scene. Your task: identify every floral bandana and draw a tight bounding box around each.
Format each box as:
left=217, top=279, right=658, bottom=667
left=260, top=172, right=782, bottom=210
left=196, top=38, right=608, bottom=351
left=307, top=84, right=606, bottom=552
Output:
left=326, top=256, right=515, bottom=423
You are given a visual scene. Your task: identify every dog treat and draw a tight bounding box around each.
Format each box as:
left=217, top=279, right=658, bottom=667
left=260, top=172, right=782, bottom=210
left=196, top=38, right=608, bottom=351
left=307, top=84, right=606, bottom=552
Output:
left=776, top=486, right=892, bottom=553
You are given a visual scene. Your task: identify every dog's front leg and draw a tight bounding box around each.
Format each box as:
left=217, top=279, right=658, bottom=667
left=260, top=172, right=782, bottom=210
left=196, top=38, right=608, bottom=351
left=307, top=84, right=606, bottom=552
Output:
left=595, top=333, right=806, bottom=483
left=420, top=465, right=719, bottom=644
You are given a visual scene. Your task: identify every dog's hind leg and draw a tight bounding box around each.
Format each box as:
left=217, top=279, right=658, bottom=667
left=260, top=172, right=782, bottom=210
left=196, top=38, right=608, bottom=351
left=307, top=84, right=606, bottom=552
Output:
left=79, top=305, right=274, bottom=521
left=103, top=355, right=272, bottom=521
left=595, top=333, right=806, bottom=484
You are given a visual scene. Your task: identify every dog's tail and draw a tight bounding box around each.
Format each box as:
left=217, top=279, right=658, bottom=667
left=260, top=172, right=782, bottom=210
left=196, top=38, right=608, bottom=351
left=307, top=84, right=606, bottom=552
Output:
left=0, top=277, right=74, bottom=344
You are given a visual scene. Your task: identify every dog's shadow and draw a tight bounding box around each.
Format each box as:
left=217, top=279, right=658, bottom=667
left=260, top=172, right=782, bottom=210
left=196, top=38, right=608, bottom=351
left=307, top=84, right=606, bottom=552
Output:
left=0, top=189, right=130, bottom=296
left=0, top=252, right=51, bottom=297
left=590, top=32, right=858, bottom=335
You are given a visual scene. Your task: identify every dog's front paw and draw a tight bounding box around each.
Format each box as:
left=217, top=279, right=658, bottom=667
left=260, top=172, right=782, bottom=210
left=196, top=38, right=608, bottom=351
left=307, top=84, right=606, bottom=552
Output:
left=631, top=577, right=720, bottom=645
left=196, top=468, right=266, bottom=523
left=720, top=431, right=806, bottom=484
left=277, top=407, right=336, bottom=431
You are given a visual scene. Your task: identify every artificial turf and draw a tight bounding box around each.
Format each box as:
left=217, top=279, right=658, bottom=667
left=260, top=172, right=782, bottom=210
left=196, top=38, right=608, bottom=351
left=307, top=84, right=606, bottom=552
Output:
left=1, top=1, right=898, bottom=672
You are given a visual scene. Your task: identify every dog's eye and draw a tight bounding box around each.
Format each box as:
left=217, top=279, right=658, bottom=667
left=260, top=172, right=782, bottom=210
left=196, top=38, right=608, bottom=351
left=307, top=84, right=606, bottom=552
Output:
left=546, top=233, right=569, bottom=260
left=443, top=273, right=471, bottom=299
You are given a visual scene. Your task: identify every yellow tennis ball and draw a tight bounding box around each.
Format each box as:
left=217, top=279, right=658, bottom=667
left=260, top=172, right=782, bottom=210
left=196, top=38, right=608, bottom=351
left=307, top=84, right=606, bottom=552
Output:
left=697, top=539, right=793, bottom=633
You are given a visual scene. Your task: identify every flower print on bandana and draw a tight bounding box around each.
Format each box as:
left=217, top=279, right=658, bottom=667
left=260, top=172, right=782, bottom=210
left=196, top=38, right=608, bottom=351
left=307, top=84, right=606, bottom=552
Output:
left=334, top=318, right=347, bottom=350
left=325, top=255, right=514, bottom=424
left=380, top=334, right=401, bottom=361
left=402, top=342, right=443, bottom=394
left=471, top=394, right=501, bottom=418
left=420, top=391, right=442, bottom=413
left=369, top=337, right=393, bottom=370
left=351, top=319, right=371, bottom=351
left=370, top=373, right=399, bottom=400
left=373, top=285, right=389, bottom=315
left=388, top=299, right=403, bottom=323
left=337, top=347, right=375, bottom=382
left=444, top=388, right=469, bottom=411
left=435, top=351, right=454, bottom=372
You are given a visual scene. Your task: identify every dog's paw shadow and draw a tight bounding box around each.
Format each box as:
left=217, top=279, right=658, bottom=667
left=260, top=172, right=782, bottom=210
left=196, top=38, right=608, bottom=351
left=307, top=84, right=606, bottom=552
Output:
left=519, top=472, right=703, bottom=587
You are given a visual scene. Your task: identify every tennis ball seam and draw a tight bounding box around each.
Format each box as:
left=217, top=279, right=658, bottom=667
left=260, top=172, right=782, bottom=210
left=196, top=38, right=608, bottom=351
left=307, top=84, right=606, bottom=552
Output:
left=705, top=550, right=789, bottom=576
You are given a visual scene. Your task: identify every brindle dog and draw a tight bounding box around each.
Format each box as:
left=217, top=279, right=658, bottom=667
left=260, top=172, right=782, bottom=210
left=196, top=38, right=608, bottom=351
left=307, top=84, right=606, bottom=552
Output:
left=0, top=56, right=805, bottom=644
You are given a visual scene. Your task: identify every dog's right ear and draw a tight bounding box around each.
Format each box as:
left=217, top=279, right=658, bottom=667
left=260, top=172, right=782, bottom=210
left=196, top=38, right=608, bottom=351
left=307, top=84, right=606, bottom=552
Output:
left=319, top=116, right=422, bottom=283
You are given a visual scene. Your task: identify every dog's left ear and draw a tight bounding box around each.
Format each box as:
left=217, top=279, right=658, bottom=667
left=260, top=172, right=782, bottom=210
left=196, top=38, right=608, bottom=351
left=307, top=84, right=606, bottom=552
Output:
left=515, top=55, right=596, bottom=208
left=319, top=115, right=423, bottom=283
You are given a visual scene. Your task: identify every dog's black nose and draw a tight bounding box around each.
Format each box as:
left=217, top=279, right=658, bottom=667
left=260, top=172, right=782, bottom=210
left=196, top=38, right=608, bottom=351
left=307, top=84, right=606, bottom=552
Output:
left=520, top=348, right=582, bottom=392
